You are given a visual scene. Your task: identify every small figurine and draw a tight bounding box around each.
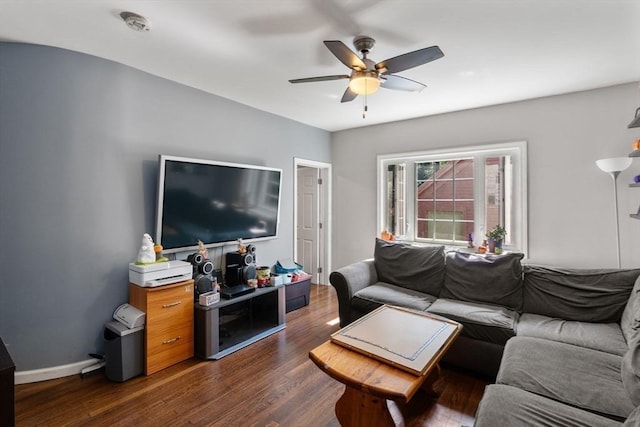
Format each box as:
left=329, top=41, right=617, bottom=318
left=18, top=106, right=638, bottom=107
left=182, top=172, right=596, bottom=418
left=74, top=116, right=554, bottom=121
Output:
left=137, top=233, right=156, bottom=264
left=380, top=231, right=395, bottom=241
left=467, top=233, right=475, bottom=248
left=154, top=243, right=168, bottom=263
left=237, top=238, right=247, bottom=254
left=477, top=239, right=488, bottom=254
left=196, top=240, right=209, bottom=259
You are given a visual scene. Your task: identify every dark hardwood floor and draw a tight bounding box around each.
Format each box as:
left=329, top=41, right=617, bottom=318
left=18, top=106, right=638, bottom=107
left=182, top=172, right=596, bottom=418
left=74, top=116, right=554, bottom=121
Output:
left=15, top=284, right=488, bottom=426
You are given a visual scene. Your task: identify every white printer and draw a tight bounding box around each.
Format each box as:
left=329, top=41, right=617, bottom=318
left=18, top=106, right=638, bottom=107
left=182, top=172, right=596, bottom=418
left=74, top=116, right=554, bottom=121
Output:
left=112, top=303, right=146, bottom=329
left=129, top=260, right=192, bottom=287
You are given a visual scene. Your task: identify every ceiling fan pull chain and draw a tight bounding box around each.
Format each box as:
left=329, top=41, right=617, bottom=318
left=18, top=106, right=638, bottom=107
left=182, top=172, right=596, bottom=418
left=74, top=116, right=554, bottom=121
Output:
left=363, top=94, right=368, bottom=119
left=362, top=78, right=368, bottom=119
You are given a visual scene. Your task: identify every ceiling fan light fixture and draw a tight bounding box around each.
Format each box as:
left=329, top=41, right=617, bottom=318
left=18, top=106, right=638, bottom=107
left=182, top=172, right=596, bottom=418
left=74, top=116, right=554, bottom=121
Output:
left=349, top=71, right=380, bottom=95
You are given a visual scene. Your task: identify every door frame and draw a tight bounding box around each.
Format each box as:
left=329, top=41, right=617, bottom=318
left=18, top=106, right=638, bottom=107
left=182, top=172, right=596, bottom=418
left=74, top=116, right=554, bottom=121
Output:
left=294, top=158, right=332, bottom=285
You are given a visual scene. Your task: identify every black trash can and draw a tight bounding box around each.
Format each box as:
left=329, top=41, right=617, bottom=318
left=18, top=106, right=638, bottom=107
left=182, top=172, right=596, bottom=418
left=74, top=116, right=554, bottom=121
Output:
left=103, top=320, right=144, bottom=382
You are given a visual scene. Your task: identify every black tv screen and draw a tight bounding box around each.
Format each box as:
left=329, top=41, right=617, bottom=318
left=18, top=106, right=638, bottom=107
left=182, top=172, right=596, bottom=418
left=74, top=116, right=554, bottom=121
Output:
left=155, top=155, right=282, bottom=254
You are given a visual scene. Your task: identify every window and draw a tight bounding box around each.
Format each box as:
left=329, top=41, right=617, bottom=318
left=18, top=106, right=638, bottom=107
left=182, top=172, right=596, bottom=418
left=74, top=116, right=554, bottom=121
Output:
left=378, top=141, right=527, bottom=252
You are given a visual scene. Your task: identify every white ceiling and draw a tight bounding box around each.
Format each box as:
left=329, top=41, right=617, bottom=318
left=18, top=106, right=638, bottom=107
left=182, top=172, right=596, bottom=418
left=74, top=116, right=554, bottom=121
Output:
left=1, top=0, right=639, bottom=132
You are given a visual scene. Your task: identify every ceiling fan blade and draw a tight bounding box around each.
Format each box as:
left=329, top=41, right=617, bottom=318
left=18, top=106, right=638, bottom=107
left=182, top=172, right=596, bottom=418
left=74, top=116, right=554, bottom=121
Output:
left=380, top=74, right=426, bottom=92
left=376, top=46, right=444, bottom=74
left=289, top=75, right=350, bottom=84
left=324, top=40, right=366, bottom=70
left=340, top=87, right=358, bottom=103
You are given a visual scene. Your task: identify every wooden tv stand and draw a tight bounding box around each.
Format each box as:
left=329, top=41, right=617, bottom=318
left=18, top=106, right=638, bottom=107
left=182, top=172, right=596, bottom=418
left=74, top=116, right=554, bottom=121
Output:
left=194, top=285, right=285, bottom=359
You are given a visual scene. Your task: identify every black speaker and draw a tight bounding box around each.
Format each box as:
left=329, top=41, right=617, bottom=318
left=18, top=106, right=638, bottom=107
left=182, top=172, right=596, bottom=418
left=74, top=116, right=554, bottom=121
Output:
left=226, top=251, right=255, bottom=266
left=226, top=252, right=256, bottom=286
left=189, top=252, right=216, bottom=300
left=225, top=264, right=243, bottom=287
left=194, top=274, right=213, bottom=300
left=243, top=264, right=257, bottom=281
left=187, top=253, right=204, bottom=265
left=196, top=259, right=214, bottom=275
left=188, top=252, right=214, bottom=276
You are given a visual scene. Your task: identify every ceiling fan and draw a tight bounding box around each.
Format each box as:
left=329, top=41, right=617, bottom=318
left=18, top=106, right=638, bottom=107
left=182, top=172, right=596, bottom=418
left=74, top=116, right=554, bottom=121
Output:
left=289, top=36, right=444, bottom=103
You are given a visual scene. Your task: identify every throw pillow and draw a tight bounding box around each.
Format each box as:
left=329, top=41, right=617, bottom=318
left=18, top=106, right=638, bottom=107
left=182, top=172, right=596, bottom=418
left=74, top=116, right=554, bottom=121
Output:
left=440, top=251, right=525, bottom=311
left=523, top=266, right=640, bottom=323
left=373, top=238, right=445, bottom=296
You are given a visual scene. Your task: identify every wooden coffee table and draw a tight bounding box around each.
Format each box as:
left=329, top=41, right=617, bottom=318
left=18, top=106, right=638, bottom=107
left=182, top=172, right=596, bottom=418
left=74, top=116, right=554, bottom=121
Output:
left=309, top=309, right=462, bottom=427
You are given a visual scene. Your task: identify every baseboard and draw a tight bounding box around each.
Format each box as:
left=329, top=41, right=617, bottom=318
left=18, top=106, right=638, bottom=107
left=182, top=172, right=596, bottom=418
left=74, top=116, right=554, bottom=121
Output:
left=14, top=358, right=100, bottom=384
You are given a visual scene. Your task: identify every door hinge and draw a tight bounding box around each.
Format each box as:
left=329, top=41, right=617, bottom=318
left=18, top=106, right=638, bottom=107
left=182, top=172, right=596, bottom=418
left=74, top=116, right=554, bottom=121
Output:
left=318, top=178, right=323, bottom=185
left=319, top=222, right=323, bottom=229
left=317, top=267, right=323, bottom=273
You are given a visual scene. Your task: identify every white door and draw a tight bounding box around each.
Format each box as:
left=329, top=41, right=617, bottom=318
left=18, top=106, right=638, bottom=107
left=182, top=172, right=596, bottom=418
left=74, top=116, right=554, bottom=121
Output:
left=297, top=167, right=318, bottom=282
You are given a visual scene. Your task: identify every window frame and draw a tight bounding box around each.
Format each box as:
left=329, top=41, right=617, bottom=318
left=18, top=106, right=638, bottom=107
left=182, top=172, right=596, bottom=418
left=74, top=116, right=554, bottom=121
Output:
left=377, top=141, right=528, bottom=253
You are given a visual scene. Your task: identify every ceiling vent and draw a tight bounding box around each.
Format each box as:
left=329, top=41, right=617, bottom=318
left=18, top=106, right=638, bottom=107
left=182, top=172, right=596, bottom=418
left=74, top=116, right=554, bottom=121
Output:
left=120, top=11, right=151, bottom=32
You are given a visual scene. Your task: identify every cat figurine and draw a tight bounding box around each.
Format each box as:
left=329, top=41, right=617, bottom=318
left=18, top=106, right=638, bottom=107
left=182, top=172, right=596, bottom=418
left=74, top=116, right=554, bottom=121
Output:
left=137, top=233, right=156, bottom=264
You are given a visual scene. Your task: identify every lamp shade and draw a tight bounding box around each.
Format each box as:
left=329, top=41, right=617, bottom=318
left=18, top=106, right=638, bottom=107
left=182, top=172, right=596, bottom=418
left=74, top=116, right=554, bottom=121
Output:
left=349, top=71, right=380, bottom=95
left=596, top=157, right=632, bottom=173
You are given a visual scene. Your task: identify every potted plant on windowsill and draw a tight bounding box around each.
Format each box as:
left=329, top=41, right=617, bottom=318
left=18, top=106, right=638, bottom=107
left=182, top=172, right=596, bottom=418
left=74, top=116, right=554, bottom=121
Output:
left=486, top=225, right=507, bottom=253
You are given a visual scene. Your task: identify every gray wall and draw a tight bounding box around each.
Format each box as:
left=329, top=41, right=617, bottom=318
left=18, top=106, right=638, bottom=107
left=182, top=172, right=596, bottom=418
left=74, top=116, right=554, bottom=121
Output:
left=0, top=42, right=330, bottom=370
left=331, top=84, right=640, bottom=269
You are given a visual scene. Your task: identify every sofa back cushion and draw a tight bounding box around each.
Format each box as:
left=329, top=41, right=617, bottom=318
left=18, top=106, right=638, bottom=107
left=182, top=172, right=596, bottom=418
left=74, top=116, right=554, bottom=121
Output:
left=373, top=238, right=445, bottom=296
left=622, top=275, right=640, bottom=346
left=523, top=265, right=640, bottom=323
left=440, top=251, right=524, bottom=311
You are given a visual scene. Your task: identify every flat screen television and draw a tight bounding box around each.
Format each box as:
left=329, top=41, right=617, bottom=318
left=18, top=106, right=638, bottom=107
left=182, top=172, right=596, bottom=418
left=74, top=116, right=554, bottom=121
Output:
left=155, top=155, right=283, bottom=254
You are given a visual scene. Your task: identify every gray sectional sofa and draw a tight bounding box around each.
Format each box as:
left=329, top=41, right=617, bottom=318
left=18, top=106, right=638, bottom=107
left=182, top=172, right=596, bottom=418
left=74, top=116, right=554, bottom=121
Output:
left=329, top=238, right=640, bottom=426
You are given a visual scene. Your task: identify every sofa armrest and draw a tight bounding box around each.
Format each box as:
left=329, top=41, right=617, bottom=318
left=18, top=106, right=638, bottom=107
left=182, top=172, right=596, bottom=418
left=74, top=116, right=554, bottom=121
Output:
left=329, top=259, right=378, bottom=327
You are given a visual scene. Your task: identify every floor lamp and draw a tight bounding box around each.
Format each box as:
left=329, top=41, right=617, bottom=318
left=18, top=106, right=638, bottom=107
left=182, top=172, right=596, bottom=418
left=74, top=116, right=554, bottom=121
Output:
left=596, top=157, right=632, bottom=268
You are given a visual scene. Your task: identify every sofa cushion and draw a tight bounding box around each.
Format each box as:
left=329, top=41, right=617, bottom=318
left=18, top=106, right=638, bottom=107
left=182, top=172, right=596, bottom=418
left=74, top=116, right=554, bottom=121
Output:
left=497, top=336, right=635, bottom=420
left=441, top=335, right=505, bottom=378
left=373, top=238, right=445, bottom=295
left=622, top=341, right=640, bottom=406
left=475, top=384, right=623, bottom=427
left=440, top=251, right=524, bottom=311
left=523, top=265, right=640, bottom=323
left=352, top=282, right=437, bottom=314
left=624, top=405, right=640, bottom=427
left=517, top=313, right=628, bottom=356
left=426, top=298, right=517, bottom=345
left=621, top=275, right=640, bottom=346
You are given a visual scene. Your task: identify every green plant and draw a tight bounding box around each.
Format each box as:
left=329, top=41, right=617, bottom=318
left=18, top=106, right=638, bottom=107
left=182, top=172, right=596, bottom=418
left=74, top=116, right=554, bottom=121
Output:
left=486, top=225, right=507, bottom=241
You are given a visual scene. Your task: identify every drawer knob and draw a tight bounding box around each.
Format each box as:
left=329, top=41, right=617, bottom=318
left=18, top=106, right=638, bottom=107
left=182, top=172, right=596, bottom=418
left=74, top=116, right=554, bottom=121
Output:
left=162, top=301, right=182, bottom=308
left=162, top=336, right=181, bottom=345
